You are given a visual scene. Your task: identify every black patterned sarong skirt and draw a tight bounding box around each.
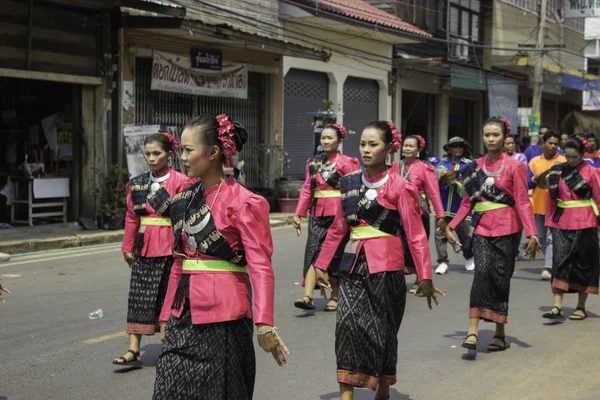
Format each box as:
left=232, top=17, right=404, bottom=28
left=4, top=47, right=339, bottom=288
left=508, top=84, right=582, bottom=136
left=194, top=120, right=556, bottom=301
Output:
left=551, top=228, right=599, bottom=294
left=336, top=250, right=406, bottom=391
left=469, top=233, right=521, bottom=324
left=126, top=255, right=173, bottom=335
left=303, top=216, right=346, bottom=278
left=153, top=304, right=256, bottom=400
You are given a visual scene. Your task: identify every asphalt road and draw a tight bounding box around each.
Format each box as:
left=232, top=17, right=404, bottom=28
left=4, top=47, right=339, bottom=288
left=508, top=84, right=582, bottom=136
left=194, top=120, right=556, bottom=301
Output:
left=1, top=225, right=599, bottom=400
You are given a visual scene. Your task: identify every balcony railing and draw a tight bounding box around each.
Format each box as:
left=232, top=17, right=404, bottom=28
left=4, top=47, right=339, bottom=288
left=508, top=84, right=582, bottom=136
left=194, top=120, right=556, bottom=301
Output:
left=500, top=0, right=585, bottom=32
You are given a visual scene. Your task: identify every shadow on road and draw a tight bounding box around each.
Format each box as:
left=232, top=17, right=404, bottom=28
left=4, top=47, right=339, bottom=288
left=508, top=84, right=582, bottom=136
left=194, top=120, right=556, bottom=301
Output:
left=0, top=395, right=7, bottom=400
left=140, top=343, right=163, bottom=367
left=320, top=388, right=413, bottom=399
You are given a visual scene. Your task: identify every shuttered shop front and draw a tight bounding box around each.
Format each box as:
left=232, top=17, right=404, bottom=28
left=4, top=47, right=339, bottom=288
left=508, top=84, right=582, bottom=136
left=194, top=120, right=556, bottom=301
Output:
left=134, top=57, right=266, bottom=188
left=342, top=77, right=379, bottom=160
left=283, top=68, right=329, bottom=177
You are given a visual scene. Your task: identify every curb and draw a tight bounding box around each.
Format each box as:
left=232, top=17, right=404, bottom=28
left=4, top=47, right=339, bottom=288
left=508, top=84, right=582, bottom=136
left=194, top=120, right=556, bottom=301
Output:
left=0, top=217, right=297, bottom=257
left=0, top=231, right=124, bottom=256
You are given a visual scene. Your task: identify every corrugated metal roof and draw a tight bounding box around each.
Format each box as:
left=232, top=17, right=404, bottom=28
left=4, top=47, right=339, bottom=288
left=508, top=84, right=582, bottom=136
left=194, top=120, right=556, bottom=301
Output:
left=297, top=0, right=431, bottom=37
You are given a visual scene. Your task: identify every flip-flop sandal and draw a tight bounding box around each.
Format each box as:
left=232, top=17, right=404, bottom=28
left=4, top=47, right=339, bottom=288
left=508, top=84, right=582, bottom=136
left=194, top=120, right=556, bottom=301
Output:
left=294, top=296, right=315, bottom=310
left=487, top=335, right=510, bottom=352
left=461, top=333, right=478, bottom=350
left=112, top=349, right=142, bottom=366
left=569, top=307, right=587, bottom=321
left=324, top=297, right=338, bottom=312
left=542, top=306, right=564, bottom=319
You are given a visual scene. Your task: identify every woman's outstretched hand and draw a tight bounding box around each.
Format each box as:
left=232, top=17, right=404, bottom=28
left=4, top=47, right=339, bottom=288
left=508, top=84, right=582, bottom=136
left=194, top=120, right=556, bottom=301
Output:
left=415, top=279, right=445, bottom=310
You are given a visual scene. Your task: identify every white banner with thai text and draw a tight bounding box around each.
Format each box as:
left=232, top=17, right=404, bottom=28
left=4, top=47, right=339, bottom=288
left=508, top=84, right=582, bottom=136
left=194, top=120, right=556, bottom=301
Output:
left=151, top=51, right=247, bottom=99
left=564, top=0, right=600, bottom=18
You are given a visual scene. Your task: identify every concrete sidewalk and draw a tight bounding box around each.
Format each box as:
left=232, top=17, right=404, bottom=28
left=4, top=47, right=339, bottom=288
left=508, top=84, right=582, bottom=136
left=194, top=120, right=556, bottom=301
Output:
left=0, top=213, right=295, bottom=256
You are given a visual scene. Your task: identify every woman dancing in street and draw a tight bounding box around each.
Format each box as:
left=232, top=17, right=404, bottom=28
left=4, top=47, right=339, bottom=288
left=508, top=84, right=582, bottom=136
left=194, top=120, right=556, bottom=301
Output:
left=292, top=124, right=360, bottom=311
left=543, top=135, right=600, bottom=320
left=313, top=121, right=443, bottom=400
left=445, top=117, right=540, bottom=352
left=153, top=114, right=287, bottom=400
left=400, top=135, right=447, bottom=293
left=113, top=132, right=194, bottom=366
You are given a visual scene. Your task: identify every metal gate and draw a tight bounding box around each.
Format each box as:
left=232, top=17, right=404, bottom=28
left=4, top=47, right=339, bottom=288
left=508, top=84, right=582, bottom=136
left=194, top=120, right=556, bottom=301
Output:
left=342, top=77, right=379, bottom=160
left=135, top=57, right=266, bottom=188
left=284, top=68, right=329, bottom=177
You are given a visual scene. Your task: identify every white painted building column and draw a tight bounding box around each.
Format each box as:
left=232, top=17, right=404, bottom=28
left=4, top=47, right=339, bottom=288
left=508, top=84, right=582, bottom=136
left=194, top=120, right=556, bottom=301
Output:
left=436, top=92, right=450, bottom=158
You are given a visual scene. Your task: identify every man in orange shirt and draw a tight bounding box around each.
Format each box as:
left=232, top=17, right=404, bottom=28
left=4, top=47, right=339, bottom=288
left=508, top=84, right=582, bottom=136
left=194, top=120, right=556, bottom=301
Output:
left=528, top=131, right=566, bottom=280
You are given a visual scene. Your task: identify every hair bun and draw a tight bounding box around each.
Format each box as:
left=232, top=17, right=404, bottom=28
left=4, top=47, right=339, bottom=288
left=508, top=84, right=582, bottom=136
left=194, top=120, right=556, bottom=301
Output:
left=232, top=121, right=248, bottom=151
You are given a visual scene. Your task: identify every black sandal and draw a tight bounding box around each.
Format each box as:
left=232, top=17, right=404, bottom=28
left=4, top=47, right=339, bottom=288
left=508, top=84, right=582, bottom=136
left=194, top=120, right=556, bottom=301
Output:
left=569, top=307, right=587, bottom=321
left=294, top=295, right=315, bottom=310
left=324, top=297, right=338, bottom=312
left=542, top=306, right=564, bottom=319
left=487, top=335, right=510, bottom=352
left=112, top=349, right=141, bottom=366
left=461, top=333, right=478, bottom=350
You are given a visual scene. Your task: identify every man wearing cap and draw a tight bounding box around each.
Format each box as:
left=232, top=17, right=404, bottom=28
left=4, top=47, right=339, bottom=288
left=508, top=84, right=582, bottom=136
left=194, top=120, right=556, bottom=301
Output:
left=434, top=136, right=475, bottom=274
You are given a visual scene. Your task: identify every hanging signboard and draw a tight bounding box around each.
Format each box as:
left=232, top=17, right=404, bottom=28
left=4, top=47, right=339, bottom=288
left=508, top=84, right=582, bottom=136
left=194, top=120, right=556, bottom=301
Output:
left=191, top=48, right=222, bottom=70
left=151, top=51, right=247, bottom=99
left=564, top=0, right=600, bottom=18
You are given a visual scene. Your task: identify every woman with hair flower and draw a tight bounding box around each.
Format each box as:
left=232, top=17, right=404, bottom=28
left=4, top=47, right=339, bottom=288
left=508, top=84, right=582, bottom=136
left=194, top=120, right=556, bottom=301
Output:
left=542, top=134, right=600, bottom=321
left=399, top=134, right=447, bottom=293
left=292, top=123, right=360, bottom=312
left=445, top=117, right=540, bottom=353
left=313, top=121, right=443, bottom=400
left=114, top=132, right=195, bottom=366
left=153, top=114, right=287, bottom=400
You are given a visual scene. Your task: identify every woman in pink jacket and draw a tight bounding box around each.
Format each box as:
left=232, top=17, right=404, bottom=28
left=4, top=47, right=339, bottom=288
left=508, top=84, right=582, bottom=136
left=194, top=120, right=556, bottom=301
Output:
left=445, top=117, right=540, bottom=353
left=314, top=121, right=442, bottom=400
left=113, top=132, right=194, bottom=366
left=292, top=124, right=360, bottom=312
left=399, top=135, right=446, bottom=293
left=153, top=114, right=287, bottom=400
left=542, top=135, right=600, bottom=320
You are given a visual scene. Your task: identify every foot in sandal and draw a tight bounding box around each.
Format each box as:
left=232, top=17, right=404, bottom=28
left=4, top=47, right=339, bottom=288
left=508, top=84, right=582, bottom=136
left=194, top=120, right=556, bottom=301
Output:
left=294, top=295, right=315, bottom=310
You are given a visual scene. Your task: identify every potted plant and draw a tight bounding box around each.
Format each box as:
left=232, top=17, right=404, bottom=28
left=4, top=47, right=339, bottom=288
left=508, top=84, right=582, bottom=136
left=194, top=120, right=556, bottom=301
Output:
left=275, top=176, right=304, bottom=213
left=96, top=165, right=129, bottom=230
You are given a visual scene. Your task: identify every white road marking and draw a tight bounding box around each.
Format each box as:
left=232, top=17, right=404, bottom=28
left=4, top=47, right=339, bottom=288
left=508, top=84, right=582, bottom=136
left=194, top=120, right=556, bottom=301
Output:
left=1, top=274, right=21, bottom=278
left=1, top=247, right=120, bottom=268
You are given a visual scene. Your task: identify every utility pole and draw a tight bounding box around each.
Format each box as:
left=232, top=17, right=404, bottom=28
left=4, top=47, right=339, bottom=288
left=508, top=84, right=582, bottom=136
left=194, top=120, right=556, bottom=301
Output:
left=530, top=0, right=547, bottom=142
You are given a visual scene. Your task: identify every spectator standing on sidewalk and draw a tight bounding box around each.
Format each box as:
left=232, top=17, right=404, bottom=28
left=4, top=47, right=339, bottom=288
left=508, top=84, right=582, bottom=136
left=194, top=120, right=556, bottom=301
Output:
left=528, top=131, right=566, bottom=280
left=434, top=136, right=475, bottom=274
left=504, top=135, right=527, bottom=167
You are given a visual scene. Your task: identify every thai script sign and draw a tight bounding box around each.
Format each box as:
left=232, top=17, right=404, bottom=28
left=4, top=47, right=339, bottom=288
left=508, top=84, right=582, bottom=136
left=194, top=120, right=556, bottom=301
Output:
left=151, top=51, right=247, bottom=99
left=191, top=48, right=222, bottom=70
left=564, top=0, right=600, bottom=18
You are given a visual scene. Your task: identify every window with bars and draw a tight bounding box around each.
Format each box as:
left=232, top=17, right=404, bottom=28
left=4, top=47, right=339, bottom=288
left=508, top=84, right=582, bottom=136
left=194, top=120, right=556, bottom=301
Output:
left=449, top=0, right=481, bottom=42
left=399, top=0, right=444, bottom=31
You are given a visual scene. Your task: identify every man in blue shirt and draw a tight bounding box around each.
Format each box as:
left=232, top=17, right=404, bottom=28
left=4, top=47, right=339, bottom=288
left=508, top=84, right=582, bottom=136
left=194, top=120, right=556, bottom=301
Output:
left=524, top=124, right=551, bottom=162
left=434, top=136, right=475, bottom=274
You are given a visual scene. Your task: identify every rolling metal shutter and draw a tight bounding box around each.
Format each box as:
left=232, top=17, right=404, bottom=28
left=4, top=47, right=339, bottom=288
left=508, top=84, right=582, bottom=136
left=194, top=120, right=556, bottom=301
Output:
left=283, top=68, right=329, bottom=177
left=135, top=57, right=266, bottom=188
left=342, top=77, right=379, bottom=160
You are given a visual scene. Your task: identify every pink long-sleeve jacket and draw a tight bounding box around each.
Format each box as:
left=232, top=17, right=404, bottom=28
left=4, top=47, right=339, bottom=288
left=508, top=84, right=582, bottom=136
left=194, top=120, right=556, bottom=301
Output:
left=313, top=166, right=433, bottom=281
left=449, top=155, right=537, bottom=238
left=545, top=162, right=600, bottom=230
left=295, top=153, right=361, bottom=217
left=160, top=177, right=275, bottom=327
left=400, top=159, right=445, bottom=218
left=121, top=168, right=195, bottom=257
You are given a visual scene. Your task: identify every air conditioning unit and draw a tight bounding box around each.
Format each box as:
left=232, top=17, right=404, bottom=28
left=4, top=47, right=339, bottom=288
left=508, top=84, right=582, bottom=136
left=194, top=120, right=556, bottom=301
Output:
left=451, top=38, right=470, bottom=61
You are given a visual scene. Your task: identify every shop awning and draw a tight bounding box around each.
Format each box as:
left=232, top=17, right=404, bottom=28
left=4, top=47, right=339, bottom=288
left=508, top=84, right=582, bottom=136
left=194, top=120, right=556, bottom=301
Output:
left=450, top=65, right=487, bottom=91
left=516, top=56, right=600, bottom=91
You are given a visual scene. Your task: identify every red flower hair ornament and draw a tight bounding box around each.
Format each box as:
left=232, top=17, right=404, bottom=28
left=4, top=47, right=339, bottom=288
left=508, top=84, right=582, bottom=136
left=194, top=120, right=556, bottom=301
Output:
left=416, top=135, right=426, bottom=152
left=216, top=114, right=238, bottom=160
left=575, top=134, right=592, bottom=152
left=388, top=121, right=402, bottom=154
left=332, top=124, right=348, bottom=139
left=160, top=131, right=179, bottom=153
